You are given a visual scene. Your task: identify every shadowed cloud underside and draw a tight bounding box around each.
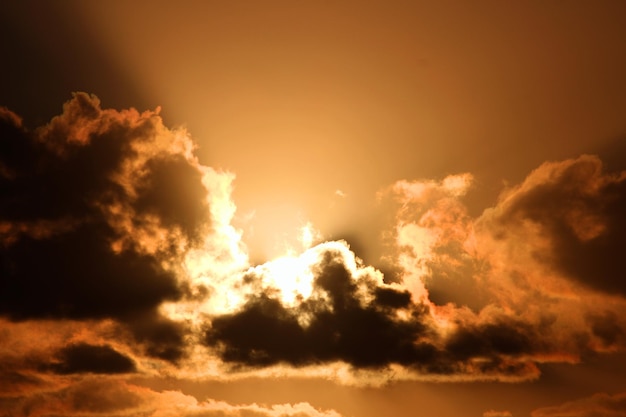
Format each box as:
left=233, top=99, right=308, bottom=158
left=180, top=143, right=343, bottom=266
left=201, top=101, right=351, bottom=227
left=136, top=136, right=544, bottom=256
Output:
left=1, top=95, right=625, bottom=416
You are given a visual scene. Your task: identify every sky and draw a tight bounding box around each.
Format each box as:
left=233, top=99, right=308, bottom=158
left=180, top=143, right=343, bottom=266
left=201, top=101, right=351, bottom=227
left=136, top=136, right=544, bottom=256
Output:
left=1, top=1, right=626, bottom=416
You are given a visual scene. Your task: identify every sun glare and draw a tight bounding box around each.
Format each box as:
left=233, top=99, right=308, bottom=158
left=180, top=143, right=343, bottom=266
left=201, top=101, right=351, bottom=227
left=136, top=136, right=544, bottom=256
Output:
left=255, top=251, right=317, bottom=306
left=298, top=222, right=320, bottom=250
left=249, top=222, right=323, bottom=306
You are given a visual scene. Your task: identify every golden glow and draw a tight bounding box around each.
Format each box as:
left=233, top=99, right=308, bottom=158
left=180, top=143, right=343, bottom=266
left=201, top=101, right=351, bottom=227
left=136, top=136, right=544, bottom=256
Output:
left=254, top=253, right=316, bottom=306
left=5, top=2, right=626, bottom=416
left=298, top=222, right=321, bottom=250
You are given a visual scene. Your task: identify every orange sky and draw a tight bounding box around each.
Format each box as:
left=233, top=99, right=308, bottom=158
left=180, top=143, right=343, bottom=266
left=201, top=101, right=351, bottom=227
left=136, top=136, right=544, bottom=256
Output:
left=1, top=2, right=626, bottom=417
left=69, top=0, right=626, bottom=263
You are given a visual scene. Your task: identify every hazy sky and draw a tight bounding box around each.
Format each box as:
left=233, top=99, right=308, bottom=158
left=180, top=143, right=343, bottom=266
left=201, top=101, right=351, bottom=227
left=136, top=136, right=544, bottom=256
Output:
left=1, top=2, right=626, bottom=417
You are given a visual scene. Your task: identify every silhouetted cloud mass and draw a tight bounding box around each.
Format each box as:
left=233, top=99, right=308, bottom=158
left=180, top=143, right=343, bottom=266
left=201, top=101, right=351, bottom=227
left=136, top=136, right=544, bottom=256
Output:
left=48, top=343, right=136, bottom=375
left=483, top=155, right=626, bottom=296
left=0, top=93, right=210, bottom=360
left=1, top=95, right=626, bottom=416
left=207, top=247, right=430, bottom=368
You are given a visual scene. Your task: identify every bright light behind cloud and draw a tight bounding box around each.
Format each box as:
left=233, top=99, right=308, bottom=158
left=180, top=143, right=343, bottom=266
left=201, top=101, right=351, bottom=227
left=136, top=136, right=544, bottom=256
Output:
left=3, top=92, right=626, bottom=417
left=251, top=251, right=316, bottom=307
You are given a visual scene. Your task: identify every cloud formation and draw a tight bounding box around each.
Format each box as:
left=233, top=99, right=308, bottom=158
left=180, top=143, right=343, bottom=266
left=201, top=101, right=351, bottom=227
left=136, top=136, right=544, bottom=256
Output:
left=206, top=241, right=430, bottom=369
left=198, top=156, right=626, bottom=382
left=0, top=93, right=247, bottom=364
left=1, top=95, right=626, bottom=415
left=0, top=94, right=210, bottom=361
left=0, top=377, right=343, bottom=417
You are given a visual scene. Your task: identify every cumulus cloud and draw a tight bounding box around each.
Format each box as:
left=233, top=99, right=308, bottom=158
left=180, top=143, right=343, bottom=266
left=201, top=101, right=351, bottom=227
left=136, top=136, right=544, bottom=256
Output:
left=0, top=93, right=245, bottom=363
left=2, top=93, right=626, bottom=417
left=389, top=156, right=626, bottom=355
left=201, top=240, right=548, bottom=382
left=205, top=241, right=431, bottom=369
left=481, top=155, right=626, bottom=296
left=198, top=156, right=626, bottom=382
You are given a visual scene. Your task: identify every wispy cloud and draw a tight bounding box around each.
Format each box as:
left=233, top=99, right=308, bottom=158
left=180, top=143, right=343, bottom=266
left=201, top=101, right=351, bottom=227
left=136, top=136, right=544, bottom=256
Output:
left=531, top=391, right=626, bottom=417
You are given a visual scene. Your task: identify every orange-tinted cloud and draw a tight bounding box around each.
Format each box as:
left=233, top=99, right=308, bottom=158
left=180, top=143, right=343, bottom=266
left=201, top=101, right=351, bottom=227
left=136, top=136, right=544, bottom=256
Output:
left=483, top=411, right=513, bottom=417
left=2, top=95, right=626, bottom=393
left=0, top=377, right=343, bottom=417
left=374, top=155, right=626, bottom=380
left=531, top=391, right=626, bottom=417
left=1, top=93, right=253, bottom=366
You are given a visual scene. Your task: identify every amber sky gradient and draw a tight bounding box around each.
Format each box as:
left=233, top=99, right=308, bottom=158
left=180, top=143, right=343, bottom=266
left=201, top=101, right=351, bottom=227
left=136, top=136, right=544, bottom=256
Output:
left=1, top=1, right=626, bottom=417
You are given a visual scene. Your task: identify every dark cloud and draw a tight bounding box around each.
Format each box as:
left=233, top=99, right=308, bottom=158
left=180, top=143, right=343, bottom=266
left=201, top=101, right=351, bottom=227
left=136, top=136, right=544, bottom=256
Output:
left=488, top=155, right=626, bottom=296
left=1, top=93, right=209, bottom=230
left=0, top=222, right=179, bottom=319
left=205, top=154, right=626, bottom=380
left=207, top=295, right=309, bottom=366
left=205, top=245, right=550, bottom=379
left=0, top=93, right=213, bottom=361
left=587, top=311, right=625, bottom=350
left=2, top=94, right=626, bottom=391
left=128, top=311, right=188, bottom=362
left=207, top=248, right=431, bottom=369
left=134, top=155, right=209, bottom=241
left=48, top=343, right=136, bottom=375
left=374, top=287, right=412, bottom=309
left=444, top=319, right=538, bottom=361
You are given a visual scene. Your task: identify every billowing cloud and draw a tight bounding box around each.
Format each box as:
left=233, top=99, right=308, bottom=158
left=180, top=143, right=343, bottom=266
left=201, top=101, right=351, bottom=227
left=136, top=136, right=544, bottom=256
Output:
left=478, top=155, right=626, bottom=296
left=198, top=157, right=626, bottom=382
left=202, top=240, right=549, bottom=382
left=2, top=95, right=626, bottom=417
left=206, top=241, right=431, bottom=369
left=0, top=93, right=244, bottom=363
left=387, top=156, right=626, bottom=356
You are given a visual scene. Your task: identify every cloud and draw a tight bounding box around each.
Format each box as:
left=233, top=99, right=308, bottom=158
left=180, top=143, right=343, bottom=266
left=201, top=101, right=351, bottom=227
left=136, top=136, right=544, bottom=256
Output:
left=198, top=158, right=625, bottom=382
left=0, top=378, right=344, bottom=417
left=0, top=93, right=241, bottom=362
left=531, top=391, right=626, bottom=417
left=386, top=156, right=626, bottom=317
left=202, top=241, right=543, bottom=382
left=483, top=411, right=513, bottom=417
left=2, top=94, right=626, bottom=393
left=206, top=241, right=432, bottom=369
left=48, top=343, right=136, bottom=375
left=479, top=155, right=626, bottom=296
left=0, top=95, right=345, bottom=417
left=385, top=173, right=485, bottom=309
